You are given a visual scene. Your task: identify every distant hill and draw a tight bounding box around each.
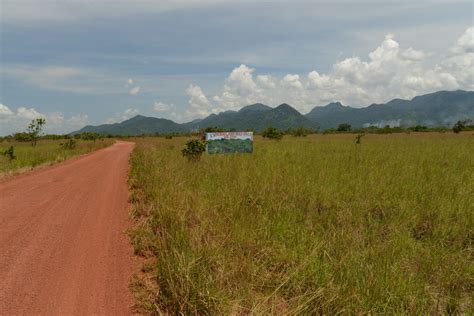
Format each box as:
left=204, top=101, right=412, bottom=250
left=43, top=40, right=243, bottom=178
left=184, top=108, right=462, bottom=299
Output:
left=190, top=103, right=316, bottom=132
left=74, top=115, right=185, bottom=135
left=306, top=90, right=474, bottom=129
left=73, top=90, right=473, bottom=135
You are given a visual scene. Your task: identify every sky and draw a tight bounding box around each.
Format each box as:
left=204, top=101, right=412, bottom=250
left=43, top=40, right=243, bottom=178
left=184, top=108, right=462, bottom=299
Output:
left=0, top=0, right=473, bottom=135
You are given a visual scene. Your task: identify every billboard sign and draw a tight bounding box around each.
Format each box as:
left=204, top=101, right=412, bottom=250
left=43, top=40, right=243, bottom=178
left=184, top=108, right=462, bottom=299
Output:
left=205, top=132, right=253, bottom=154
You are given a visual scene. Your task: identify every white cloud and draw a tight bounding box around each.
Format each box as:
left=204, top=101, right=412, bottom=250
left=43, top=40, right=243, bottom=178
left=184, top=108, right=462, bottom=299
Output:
left=67, top=114, right=90, bottom=127
left=282, top=74, right=303, bottom=90
left=0, top=103, right=90, bottom=135
left=451, top=27, right=474, bottom=54
left=185, top=84, right=214, bottom=118
left=400, top=47, right=426, bottom=61
left=186, top=27, right=473, bottom=117
left=0, top=104, right=14, bottom=116
left=153, top=101, right=171, bottom=112
left=106, top=108, right=139, bottom=123
left=127, top=78, right=134, bottom=85
left=16, top=107, right=44, bottom=120
left=129, top=86, right=141, bottom=95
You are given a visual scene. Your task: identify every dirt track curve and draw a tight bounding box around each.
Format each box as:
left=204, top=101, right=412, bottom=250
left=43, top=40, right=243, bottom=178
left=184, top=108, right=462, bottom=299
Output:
left=0, top=141, right=136, bottom=315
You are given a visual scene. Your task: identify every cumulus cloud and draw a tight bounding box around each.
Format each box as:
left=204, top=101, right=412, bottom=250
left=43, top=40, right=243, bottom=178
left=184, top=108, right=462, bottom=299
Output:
left=153, top=101, right=171, bottom=112
left=185, top=27, right=473, bottom=116
left=129, top=86, right=141, bottom=95
left=0, top=103, right=90, bottom=135
left=127, top=78, right=134, bottom=85
left=185, top=84, right=214, bottom=118
left=0, top=103, right=14, bottom=116
left=106, top=108, right=139, bottom=123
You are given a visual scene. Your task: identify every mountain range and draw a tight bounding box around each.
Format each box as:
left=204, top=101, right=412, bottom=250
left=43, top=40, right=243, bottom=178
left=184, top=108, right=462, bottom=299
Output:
left=74, top=90, right=473, bottom=135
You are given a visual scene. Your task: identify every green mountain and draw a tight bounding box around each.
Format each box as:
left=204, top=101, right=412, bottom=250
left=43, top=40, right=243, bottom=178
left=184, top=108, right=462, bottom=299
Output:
left=191, top=103, right=316, bottom=132
left=74, top=115, right=185, bottom=135
left=306, top=90, right=474, bottom=129
left=73, top=90, right=473, bottom=135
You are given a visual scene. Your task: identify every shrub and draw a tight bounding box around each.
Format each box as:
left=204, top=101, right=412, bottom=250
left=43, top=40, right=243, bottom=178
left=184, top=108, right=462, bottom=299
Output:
left=355, top=134, right=365, bottom=144
left=60, top=139, right=77, bottom=149
left=262, top=126, right=283, bottom=140
left=182, top=139, right=207, bottom=161
left=2, top=146, right=16, bottom=160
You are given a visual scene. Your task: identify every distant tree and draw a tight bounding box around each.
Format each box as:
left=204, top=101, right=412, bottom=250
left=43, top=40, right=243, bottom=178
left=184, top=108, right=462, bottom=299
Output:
left=410, top=125, right=428, bottom=132
left=14, top=132, right=32, bottom=142
left=337, top=123, right=352, bottom=132
left=292, top=126, right=312, bottom=137
left=26, top=118, right=46, bottom=146
left=262, top=126, right=283, bottom=140
left=199, top=126, right=225, bottom=140
left=80, top=132, right=101, bottom=141
left=453, top=119, right=472, bottom=133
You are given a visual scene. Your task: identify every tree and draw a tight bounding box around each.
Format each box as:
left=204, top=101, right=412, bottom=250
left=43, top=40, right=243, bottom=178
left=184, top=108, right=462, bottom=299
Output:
left=262, top=126, right=283, bottom=140
left=452, top=119, right=472, bottom=134
left=292, top=126, right=312, bottom=137
left=13, top=132, right=32, bottom=142
left=27, top=118, right=46, bottom=146
left=337, top=123, right=352, bottom=132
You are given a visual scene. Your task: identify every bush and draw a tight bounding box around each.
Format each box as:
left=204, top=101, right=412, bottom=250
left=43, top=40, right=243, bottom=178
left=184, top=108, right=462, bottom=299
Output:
left=355, top=134, right=365, bottom=144
left=60, top=139, right=77, bottom=149
left=2, top=146, right=16, bottom=160
left=182, top=139, right=207, bottom=161
left=262, top=126, right=283, bottom=140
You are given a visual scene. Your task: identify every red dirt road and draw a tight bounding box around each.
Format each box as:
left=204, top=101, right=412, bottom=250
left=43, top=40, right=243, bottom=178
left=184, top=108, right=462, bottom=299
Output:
left=0, top=141, right=136, bottom=315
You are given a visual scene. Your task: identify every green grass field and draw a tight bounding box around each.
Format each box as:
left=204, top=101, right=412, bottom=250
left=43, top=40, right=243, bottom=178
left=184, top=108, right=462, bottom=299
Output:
left=0, top=139, right=114, bottom=175
left=128, top=133, right=473, bottom=314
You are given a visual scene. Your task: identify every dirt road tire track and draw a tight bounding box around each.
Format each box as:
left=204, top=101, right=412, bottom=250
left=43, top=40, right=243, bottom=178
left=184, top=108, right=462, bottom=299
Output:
left=0, top=141, right=136, bottom=315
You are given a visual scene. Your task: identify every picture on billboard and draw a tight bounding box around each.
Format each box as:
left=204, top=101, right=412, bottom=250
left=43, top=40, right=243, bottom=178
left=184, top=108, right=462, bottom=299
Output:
left=205, top=132, right=253, bottom=154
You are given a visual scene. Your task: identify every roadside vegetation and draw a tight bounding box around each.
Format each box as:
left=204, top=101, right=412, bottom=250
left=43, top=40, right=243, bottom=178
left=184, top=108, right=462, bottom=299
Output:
left=0, top=119, right=113, bottom=175
left=128, top=132, right=473, bottom=314
left=0, top=138, right=113, bottom=175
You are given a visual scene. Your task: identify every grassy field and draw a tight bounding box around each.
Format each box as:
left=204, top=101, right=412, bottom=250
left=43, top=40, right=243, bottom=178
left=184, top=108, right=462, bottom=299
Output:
left=128, top=133, right=473, bottom=314
left=0, top=139, right=114, bottom=175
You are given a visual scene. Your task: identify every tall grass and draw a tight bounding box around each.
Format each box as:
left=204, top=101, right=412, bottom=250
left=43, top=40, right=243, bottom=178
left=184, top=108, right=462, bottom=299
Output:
left=128, top=133, right=473, bottom=314
left=0, top=139, right=113, bottom=175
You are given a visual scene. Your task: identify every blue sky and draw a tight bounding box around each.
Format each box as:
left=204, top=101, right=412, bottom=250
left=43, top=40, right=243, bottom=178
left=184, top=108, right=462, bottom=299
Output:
left=1, top=0, right=473, bottom=134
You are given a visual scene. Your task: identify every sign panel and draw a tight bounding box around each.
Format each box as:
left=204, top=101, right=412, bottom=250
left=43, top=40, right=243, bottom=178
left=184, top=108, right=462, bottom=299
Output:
left=205, top=132, right=253, bottom=154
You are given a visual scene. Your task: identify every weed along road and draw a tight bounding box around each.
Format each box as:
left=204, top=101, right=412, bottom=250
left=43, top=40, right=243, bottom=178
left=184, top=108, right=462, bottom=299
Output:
left=0, top=141, right=135, bottom=315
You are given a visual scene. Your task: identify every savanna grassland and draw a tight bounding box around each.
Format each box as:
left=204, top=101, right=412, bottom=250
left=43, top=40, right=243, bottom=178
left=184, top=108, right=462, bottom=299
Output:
left=0, top=139, right=114, bottom=175
left=128, top=133, right=473, bottom=314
